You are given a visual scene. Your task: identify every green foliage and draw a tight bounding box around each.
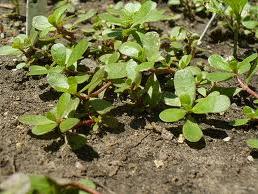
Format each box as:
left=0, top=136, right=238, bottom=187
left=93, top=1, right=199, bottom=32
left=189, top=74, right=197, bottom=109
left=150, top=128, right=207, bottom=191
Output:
left=159, top=69, right=231, bottom=142
left=231, top=105, right=258, bottom=126
left=247, top=139, right=258, bottom=149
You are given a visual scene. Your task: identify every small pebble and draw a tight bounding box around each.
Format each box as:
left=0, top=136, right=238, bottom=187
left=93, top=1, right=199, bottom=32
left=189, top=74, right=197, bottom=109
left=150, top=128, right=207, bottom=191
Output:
left=75, top=161, right=84, bottom=170
left=223, top=137, right=231, bottom=142
left=178, top=134, right=185, bottom=143
left=247, top=155, right=254, bottom=162
left=154, top=160, right=164, bottom=168
left=0, top=33, right=4, bottom=39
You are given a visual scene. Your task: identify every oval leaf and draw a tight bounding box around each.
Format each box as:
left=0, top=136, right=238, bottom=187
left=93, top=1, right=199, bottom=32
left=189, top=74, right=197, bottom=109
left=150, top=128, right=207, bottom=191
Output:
left=208, top=54, right=232, bottom=72
left=183, top=119, right=203, bottom=142
left=247, top=139, right=258, bottom=149
left=159, top=108, right=187, bottom=122
left=119, top=42, right=142, bottom=58
left=60, top=118, right=80, bottom=133
left=192, top=95, right=231, bottom=114
left=51, top=43, right=67, bottom=66
left=32, top=123, right=57, bottom=135
left=19, top=115, right=56, bottom=125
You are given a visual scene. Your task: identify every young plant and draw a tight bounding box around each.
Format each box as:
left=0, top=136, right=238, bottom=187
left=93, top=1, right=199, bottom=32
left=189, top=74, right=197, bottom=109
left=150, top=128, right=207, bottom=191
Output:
left=231, top=106, right=258, bottom=126
left=206, top=53, right=258, bottom=99
left=204, top=0, right=248, bottom=58
left=247, top=138, right=258, bottom=149
left=99, top=1, right=170, bottom=39
left=159, top=68, right=231, bottom=142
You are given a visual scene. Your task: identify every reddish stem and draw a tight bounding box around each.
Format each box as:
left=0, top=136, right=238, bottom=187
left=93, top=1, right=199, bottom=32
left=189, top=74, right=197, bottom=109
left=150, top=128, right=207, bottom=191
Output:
left=63, top=182, right=102, bottom=194
left=79, top=81, right=112, bottom=101
left=76, top=119, right=95, bottom=128
left=237, top=77, right=258, bottom=99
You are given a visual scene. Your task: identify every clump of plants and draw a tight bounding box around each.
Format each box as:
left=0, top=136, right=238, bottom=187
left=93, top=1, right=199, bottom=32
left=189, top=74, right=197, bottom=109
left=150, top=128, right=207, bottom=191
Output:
left=0, top=0, right=257, bottom=149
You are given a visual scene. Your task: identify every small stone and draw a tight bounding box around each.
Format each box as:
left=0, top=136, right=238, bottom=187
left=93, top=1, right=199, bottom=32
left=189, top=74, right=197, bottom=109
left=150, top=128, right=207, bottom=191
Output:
left=247, top=155, right=254, bottom=162
left=3, top=111, right=8, bottom=116
left=0, top=33, right=4, bottom=39
left=178, top=134, right=185, bottom=143
left=75, top=161, right=85, bottom=170
left=14, top=21, right=20, bottom=27
left=161, top=129, right=173, bottom=141
left=154, top=160, right=164, bottom=168
left=223, top=137, right=231, bottom=142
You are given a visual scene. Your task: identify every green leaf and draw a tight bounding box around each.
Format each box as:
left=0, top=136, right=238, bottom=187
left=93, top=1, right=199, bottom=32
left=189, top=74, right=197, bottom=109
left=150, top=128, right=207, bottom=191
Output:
left=51, top=43, right=67, bottom=66
left=48, top=4, right=70, bottom=26
left=197, top=87, right=207, bottom=97
left=28, top=66, right=48, bottom=76
left=67, top=133, right=86, bottom=150
left=206, top=72, right=235, bottom=82
left=29, top=175, right=59, bottom=194
left=60, top=118, right=80, bottom=133
left=224, top=0, right=247, bottom=15
left=74, top=74, right=90, bottom=84
left=67, top=39, right=89, bottom=67
left=178, top=55, right=192, bottom=69
left=89, top=98, right=113, bottom=115
left=174, top=69, right=196, bottom=105
left=0, top=46, right=22, bottom=56
left=79, top=179, right=96, bottom=194
left=119, top=42, right=142, bottom=58
left=247, top=138, right=258, bottom=149
left=80, top=68, right=105, bottom=93
left=106, top=62, right=127, bottom=79
left=180, top=94, right=192, bottom=110
left=100, top=52, right=120, bottom=65
left=208, top=54, right=232, bottom=72
left=136, top=62, right=154, bottom=72
left=32, top=16, right=54, bottom=31
left=56, top=93, right=71, bottom=119
left=159, top=108, right=187, bottom=122
left=32, top=123, right=58, bottom=135
left=99, top=13, right=126, bottom=27
left=144, top=73, right=161, bottom=107
left=163, top=92, right=181, bottom=107
left=243, top=106, right=255, bottom=118
left=183, top=119, right=203, bottom=142
left=73, top=9, right=97, bottom=26
left=124, top=2, right=141, bottom=14
left=19, top=115, right=56, bottom=125
left=230, top=118, right=250, bottom=126
left=47, top=72, right=69, bottom=91
left=192, top=95, right=231, bottom=114
left=126, top=60, right=141, bottom=85
left=63, top=97, right=80, bottom=118
left=138, top=31, right=162, bottom=62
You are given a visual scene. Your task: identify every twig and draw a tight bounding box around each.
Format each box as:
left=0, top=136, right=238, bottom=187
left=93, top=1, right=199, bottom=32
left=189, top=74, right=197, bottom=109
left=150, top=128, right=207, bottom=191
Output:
left=149, top=67, right=176, bottom=74
left=63, top=182, right=102, bottom=194
left=237, top=76, right=258, bottom=99
left=198, top=13, right=216, bottom=45
left=79, top=81, right=112, bottom=100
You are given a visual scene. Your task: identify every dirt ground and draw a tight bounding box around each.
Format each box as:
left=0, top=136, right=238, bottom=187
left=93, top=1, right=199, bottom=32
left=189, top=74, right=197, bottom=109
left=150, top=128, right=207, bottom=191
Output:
left=1, top=1, right=258, bottom=194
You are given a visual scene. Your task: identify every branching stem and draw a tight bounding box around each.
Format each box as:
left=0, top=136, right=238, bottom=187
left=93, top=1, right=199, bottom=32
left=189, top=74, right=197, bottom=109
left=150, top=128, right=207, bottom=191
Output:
left=237, top=76, right=258, bottom=99
left=79, top=81, right=112, bottom=100
left=62, top=182, right=102, bottom=194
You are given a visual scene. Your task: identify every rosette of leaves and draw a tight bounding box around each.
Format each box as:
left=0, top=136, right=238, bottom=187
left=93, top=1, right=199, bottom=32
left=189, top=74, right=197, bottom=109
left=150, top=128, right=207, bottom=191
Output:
left=99, top=1, right=170, bottom=39
left=159, top=68, right=231, bottom=142
left=32, top=4, right=96, bottom=41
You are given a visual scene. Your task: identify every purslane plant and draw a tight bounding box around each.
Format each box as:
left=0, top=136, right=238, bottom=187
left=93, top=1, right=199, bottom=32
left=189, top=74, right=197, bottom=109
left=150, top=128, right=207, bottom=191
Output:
left=159, top=68, right=231, bottom=142
left=206, top=53, right=258, bottom=99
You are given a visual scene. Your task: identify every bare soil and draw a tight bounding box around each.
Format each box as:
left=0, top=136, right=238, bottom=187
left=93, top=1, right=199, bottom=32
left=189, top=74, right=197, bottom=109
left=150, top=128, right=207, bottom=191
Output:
left=1, top=1, right=258, bottom=194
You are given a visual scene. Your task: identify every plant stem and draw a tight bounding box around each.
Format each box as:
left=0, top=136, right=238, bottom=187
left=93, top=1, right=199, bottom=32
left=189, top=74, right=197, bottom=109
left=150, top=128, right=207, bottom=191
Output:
left=198, top=13, right=216, bottom=45
left=237, top=76, right=258, bottom=99
left=233, top=18, right=240, bottom=59
left=149, top=67, right=176, bottom=74
left=62, top=182, right=102, bottom=194
left=79, top=81, right=112, bottom=100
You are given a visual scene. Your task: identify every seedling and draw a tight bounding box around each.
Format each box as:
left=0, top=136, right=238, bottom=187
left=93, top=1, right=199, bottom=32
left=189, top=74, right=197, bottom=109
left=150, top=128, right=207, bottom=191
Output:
left=204, top=0, right=248, bottom=58
left=247, top=138, right=258, bottom=149
left=99, top=1, right=170, bottom=39
left=231, top=106, right=258, bottom=126
left=159, top=68, right=231, bottom=142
